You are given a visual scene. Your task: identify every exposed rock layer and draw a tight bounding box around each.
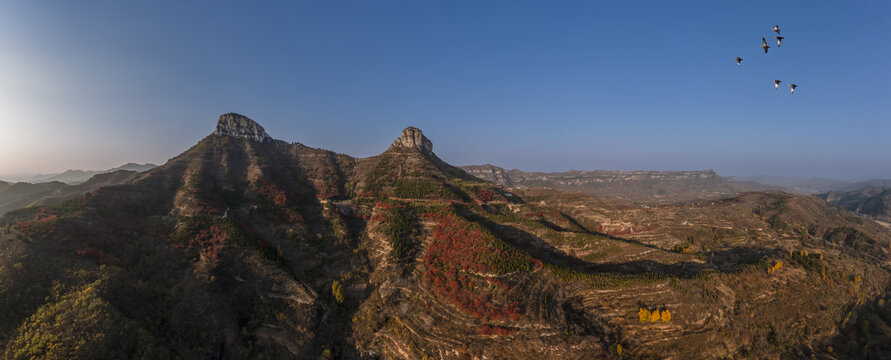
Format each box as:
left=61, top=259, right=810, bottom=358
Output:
left=389, top=127, right=433, bottom=154
left=214, top=113, right=272, bottom=142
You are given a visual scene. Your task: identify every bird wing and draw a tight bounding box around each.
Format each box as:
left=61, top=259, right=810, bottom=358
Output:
left=762, top=37, right=767, bottom=45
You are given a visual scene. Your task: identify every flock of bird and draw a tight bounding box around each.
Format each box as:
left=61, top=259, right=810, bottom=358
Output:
left=734, top=25, right=798, bottom=94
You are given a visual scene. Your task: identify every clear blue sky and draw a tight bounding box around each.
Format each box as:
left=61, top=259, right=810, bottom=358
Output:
left=1, top=1, right=888, bottom=179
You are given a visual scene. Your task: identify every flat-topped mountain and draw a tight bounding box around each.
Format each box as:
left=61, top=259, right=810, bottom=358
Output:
left=461, top=164, right=770, bottom=203
left=1, top=113, right=889, bottom=359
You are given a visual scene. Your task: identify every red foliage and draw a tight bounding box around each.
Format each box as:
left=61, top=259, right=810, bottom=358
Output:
left=190, top=225, right=228, bottom=259
left=487, top=278, right=511, bottom=290
left=251, top=177, right=289, bottom=207
left=475, top=188, right=495, bottom=202
left=317, top=192, right=337, bottom=200
left=422, top=211, right=530, bottom=321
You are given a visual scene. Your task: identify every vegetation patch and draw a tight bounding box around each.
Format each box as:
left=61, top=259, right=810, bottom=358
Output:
left=547, top=264, right=670, bottom=289
left=421, top=207, right=537, bottom=321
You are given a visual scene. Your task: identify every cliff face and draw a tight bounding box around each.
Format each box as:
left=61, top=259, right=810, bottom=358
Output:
left=461, top=165, right=766, bottom=203
left=213, top=113, right=273, bottom=142
left=388, top=126, right=433, bottom=154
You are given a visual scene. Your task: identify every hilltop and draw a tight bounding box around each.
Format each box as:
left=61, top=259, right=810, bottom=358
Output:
left=0, top=113, right=889, bottom=359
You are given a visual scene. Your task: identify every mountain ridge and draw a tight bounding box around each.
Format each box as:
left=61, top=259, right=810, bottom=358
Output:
left=0, top=113, right=889, bottom=359
left=460, top=164, right=772, bottom=203
left=9, top=163, right=157, bottom=185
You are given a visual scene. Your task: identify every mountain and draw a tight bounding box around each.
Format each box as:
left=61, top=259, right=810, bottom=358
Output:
left=0, top=113, right=890, bottom=359
left=461, top=164, right=771, bottom=203
left=0, top=171, right=139, bottom=216
left=735, top=175, right=851, bottom=194
left=835, top=179, right=891, bottom=192
left=820, top=187, right=891, bottom=224
left=17, top=163, right=157, bottom=185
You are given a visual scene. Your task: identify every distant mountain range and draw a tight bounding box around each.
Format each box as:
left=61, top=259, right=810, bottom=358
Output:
left=11, top=163, right=157, bottom=184
left=736, top=175, right=891, bottom=194
left=0, top=170, right=141, bottom=215
left=460, top=164, right=773, bottom=203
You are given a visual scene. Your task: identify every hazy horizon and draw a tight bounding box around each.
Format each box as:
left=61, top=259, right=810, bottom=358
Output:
left=1, top=1, right=889, bottom=180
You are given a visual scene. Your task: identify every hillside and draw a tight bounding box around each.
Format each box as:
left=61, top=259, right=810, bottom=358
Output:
left=820, top=187, right=891, bottom=224
left=461, top=164, right=770, bottom=204
left=0, top=113, right=889, bottom=359
left=0, top=171, right=139, bottom=216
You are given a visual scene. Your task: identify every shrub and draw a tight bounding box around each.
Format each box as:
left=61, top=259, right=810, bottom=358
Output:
left=381, top=204, right=413, bottom=260
left=332, top=281, right=344, bottom=304
left=638, top=308, right=650, bottom=323
left=421, top=209, right=534, bottom=321
left=638, top=308, right=670, bottom=323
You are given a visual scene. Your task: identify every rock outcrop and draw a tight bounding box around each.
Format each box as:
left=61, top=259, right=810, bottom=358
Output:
left=388, top=127, right=433, bottom=154
left=214, top=113, right=272, bottom=142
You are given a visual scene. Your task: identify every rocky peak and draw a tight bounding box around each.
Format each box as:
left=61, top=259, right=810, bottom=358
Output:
left=213, top=113, right=272, bottom=142
left=389, top=127, right=433, bottom=154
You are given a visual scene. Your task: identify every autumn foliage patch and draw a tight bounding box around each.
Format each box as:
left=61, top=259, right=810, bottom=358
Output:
left=250, top=177, right=289, bottom=207
left=422, top=209, right=537, bottom=321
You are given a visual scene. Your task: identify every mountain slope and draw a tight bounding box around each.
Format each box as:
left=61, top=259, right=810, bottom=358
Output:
left=461, top=164, right=771, bottom=203
left=0, top=171, right=139, bottom=216
left=0, top=113, right=889, bottom=359
left=820, top=187, right=891, bottom=223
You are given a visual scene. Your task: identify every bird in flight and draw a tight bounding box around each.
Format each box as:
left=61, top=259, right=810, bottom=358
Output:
left=773, top=80, right=782, bottom=89
left=773, top=36, right=784, bottom=47
left=735, top=57, right=743, bottom=66
left=760, top=37, right=770, bottom=53
left=771, top=25, right=781, bottom=35
left=787, top=84, right=798, bottom=93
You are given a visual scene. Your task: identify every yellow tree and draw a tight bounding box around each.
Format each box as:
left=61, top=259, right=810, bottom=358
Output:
left=661, top=309, right=671, bottom=322
left=649, top=309, right=661, bottom=322
left=638, top=308, right=649, bottom=323
left=332, top=281, right=345, bottom=304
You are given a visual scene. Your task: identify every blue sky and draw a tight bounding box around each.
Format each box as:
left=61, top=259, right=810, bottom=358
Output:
left=0, top=1, right=888, bottom=179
